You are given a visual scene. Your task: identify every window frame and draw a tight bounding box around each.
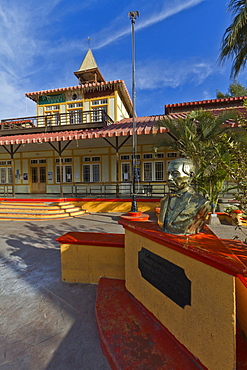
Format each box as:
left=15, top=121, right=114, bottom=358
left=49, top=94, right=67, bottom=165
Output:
left=143, top=160, right=164, bottom=181
left=82, top=163, right=100, bottom=182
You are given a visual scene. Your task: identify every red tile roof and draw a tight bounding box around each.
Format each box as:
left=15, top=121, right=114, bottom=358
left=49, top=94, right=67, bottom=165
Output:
left=25, top=79, right=132, bottom=105
left=165, top=96, right=247, bottom=108
left=0, top=110, right=240, bottom=146
left=0, top=115, right=171, bottom=145
left=115, top=114, right=186, bottom=125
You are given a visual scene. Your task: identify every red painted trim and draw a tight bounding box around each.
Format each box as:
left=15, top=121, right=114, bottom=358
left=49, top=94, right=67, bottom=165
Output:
left=0, top=198, right=69, bottom=202
left=118, top=219, right=247, bottom=277
left=56, top=232, right=124, bottom=248
left=0, top=197, right=160, bottom=203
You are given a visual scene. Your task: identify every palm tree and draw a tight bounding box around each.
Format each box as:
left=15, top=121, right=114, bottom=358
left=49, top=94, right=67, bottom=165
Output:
left=219, top=0, right=247, bottom=78
left=157, top=109, right=239, bottom=212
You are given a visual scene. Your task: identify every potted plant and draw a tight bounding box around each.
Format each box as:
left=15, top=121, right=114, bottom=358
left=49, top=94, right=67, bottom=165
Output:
left=226, top=206, right=243, bottom=226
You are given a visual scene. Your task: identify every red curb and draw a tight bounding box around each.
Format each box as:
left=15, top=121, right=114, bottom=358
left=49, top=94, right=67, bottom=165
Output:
left=95, top=278, right=207, bottom=370
left=56, top=232, right=124, bottom=248
left=120, top=212, right=150, bottom=222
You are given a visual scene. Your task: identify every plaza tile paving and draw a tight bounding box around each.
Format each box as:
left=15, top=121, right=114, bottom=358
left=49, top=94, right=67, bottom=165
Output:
left=0, top=214, right=124, bottom=370
left=0, top=213, right=246, bottom=369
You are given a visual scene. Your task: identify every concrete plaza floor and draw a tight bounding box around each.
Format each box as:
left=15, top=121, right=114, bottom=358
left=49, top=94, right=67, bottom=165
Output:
left=0, top=213, right=247, bottom=370
left=0, top=213, right=125, bottom=370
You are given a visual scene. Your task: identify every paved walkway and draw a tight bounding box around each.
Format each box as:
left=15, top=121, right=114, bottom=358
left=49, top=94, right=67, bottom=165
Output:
left=0, top=214, right=124, bottom=370
left=0, top=213, right=246, bottom=370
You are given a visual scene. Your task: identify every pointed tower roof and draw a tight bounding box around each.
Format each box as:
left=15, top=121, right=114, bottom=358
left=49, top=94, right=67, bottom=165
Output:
left=74, top=49, right=105, bottom=84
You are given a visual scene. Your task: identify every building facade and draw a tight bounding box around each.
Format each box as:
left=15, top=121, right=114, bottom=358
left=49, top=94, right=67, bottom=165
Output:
left=0, top=49, right=245, bottom=197
left=0, top=50, right=173, bottom=197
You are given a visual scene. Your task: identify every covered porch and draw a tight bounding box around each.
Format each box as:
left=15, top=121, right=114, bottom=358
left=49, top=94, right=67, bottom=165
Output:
left=0, top=115, right=173, bottom=198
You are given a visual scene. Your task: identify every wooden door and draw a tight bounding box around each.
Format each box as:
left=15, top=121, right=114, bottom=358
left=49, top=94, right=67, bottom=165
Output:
left=31, top=166, right=46, bottom=194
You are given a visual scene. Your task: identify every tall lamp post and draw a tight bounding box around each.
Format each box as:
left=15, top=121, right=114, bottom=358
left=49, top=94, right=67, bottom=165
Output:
left=128, top=11, right=139, bottom=213
left=120, top=11, right=149, bottom=222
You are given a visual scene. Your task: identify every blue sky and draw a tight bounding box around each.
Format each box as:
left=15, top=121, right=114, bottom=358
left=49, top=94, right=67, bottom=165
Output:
left=0, top=0, right=244, bottom=119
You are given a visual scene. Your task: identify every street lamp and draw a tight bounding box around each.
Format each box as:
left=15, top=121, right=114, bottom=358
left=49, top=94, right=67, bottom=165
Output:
left=128, top=11, right=139, bottom=213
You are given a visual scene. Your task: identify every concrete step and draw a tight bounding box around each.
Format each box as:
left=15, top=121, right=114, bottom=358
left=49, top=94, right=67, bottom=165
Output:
left=0, top=201, right=88, bottom=220
left=0, top=212, right=69, bottom=219
left=0, top=216, right=71, bottom=221
left=50, top=202, right=72, bottom=207
left=0, top=207, right=67, bottom=214
left=0, top=201, right=56, bottom=206
left=0, top=203, right=61, bottom=210
left=68, top=210, right=87, bottom=217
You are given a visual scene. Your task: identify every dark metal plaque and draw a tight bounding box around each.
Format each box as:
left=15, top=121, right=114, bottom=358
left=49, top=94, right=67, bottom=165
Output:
left=138, top=248, right=191, bottom=308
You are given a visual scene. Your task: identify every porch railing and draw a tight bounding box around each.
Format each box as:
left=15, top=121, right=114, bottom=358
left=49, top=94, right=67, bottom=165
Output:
left=0, top=185, right=12, bottom=196
left=61, top=181, right=169, bottom=198
left=1, top=110, right=114, bottom=131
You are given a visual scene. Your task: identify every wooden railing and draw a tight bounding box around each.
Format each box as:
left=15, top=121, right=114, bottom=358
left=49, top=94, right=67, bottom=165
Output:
left=0, top=185, right=12, bottom=196
left=1, top=110, right=114, bottom=131
left=61, top=181, right=169, bottom=198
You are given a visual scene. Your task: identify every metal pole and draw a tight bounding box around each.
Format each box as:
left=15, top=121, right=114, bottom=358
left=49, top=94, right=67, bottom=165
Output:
left=128, top=11, right=139, bottom=213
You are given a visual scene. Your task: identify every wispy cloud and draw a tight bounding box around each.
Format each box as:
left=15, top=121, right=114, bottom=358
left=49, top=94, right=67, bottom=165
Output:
left=0, top=0, right=92, bottom=118
left=93, top=0, right=205, bottom=49
left=0, top=0, right=225, bottom=120
left=136, top=0, right=204, bottom=31
left=102, top=58, right=213, bottom=92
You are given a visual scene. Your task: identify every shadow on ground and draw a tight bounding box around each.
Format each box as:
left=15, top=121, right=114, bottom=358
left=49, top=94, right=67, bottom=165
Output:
left=0, top=215, right=121, bottom=370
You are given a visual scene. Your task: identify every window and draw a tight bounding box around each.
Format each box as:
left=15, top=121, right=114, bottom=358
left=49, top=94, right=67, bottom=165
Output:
left=56, top=165, right=72, bottom=183
left=167, top=152, right=177, bottom=158
left=8, top=167, right=12, bottom=183
left=0, top=167, right=12, bottom=183
left=69, top=110, right=83, bottom=124
left=82, top=164, right=100, bottom=182
left=143, top=161, right=164, bottom=181
left=143, top=153, right=153, bottom=159
left=68, top=102, right=82, bottom=108
left=143, top=162, right=152, bottom=181
left=30, top=159, right=46, bottom=164
left=45, top=105, right=59, bottom=111
left=92, top=106, right=107, bottom=122
left=155, top=153, right=164, bottom=159
left=44, top=105, right=60, bottom=126
left=92, top=156, right=100, bottom=162
left=82, top=156, right=100, bottom=162
left=90, top=99, right=108, bottom=122
left=120, top=155, right=130, bottom=161
left=121, top=163, right=130, bottom=181
left=67, top=100, right=83, bottom=125
left=155, top=162, right=164, bottom=181
left=92, top=99, right=108, bottom=105
left=0, top=160, right=11, bottom=166
left=55, top=158, right=72, bottom=163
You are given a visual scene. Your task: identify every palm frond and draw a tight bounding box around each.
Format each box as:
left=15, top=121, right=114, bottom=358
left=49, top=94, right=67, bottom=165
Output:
left=219, top=0, right=247, bottom=77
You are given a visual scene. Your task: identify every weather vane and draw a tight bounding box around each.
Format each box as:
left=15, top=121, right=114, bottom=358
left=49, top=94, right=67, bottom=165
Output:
left=87, top=37, right=92, bottom=48
left=128, top=11, right=139, bottom=23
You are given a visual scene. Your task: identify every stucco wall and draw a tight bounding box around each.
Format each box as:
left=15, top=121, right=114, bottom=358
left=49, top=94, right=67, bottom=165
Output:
left=124, top=230, right=236, bottom=370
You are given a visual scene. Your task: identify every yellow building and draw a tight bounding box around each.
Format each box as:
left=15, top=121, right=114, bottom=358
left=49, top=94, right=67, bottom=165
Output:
left=0, top=49, right=246, bottom=198
left=0, top=49, right=173, bottom=197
